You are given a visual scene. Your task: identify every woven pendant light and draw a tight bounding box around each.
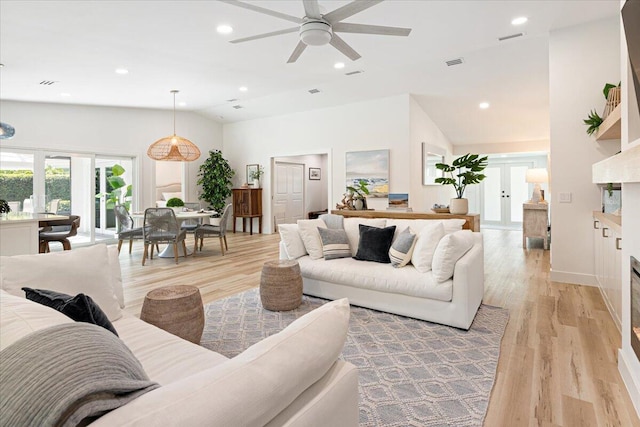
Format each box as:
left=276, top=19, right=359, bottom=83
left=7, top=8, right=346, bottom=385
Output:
left=147, top=90, right=201, bottom=162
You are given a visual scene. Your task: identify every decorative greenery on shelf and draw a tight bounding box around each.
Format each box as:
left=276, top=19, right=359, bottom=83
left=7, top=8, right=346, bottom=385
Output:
left=435, top=153, right=488, bottom=199
left=347, top=180, right=370, bottom=199
left=197, top=150, right=235, bottom=216
left=584, top=109, right=604, bottom=136
left=0, top=199, right=11, bottom=214
left=166, top=197, right=184, bottom=208
left=249, top=165, right=264, bottom=181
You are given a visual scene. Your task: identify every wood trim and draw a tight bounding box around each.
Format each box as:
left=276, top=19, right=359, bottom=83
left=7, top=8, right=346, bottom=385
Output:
left=330, top=210, right=480, bottom=232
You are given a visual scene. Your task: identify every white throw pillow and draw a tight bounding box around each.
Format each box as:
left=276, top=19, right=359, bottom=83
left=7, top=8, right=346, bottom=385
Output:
left=343, top=218, right=386, bottom=256
left=432, top=230, right=475, bottom=282
left=0, top=244, right=122, bottom=321
left=297, top=219, right=327, bottom=260
left=162, top=192, right=182, bottom=201
left=411, top=222, right=446, bottom=273
left=278, top=224, right=307, bottom=260
left=107, top=245, right=125, bottom=308
left=93, top=298, right=351, bottom=427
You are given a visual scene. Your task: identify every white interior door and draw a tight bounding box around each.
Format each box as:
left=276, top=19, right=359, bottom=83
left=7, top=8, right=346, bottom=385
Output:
left=481, top=162, right=532, bottom=228
left=273, top=162, right=304, bottom=228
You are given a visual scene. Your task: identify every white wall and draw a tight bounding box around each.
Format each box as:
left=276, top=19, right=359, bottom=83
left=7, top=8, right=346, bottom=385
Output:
left=223, top=95, right=411, bottom=233
left=549, top=17, right=620, bottom=285
left=409, top=96, right=455, bottom=211
left=0, top=100, right=223, bottom=208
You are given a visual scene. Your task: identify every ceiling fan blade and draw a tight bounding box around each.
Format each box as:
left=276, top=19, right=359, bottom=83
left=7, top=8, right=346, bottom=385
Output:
left=230, top=27, right=299, bottom=44
left=332, top=22, right=411, bottom=37
left=324, top=0, right=383, bottom=23
left=303, top=0, right=322, bottom=19
left=219, top=0, right=303, bottom=24
left=329, top=33, right=361, bottom=61
left=287, top=41, right=307, bottom=63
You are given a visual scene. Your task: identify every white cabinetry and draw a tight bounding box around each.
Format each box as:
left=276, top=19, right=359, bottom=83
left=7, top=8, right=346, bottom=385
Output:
left=593, top=211, right=622, bottom=331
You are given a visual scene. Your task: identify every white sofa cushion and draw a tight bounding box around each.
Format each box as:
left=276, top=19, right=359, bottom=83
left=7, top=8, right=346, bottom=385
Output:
left=432, top=230, right=475, bottom=282
left=279, top=224, right=307, bottom=260
left=108, top=245, right=125, bottom=308
left=411, top=222, right=446, bottom=273
left=0, top=290, right=73, bottom=351
left=386, top=219, right=466, bottom=241
left=91, top=298, right=351, bottom=427
left=388, top=227, right=416, bottom=268
left=297, top=219, right=327, bottom=260
left=0, top=244, right=122, bottom=321
left=343, top=218, right=386, bottom=256
left=298, top=256, right=453, bottom=302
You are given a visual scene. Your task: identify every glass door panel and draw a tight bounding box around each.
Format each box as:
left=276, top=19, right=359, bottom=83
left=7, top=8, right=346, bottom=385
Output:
left=45, top=156, right=71, bottom=214
left=509, top=166, right=529, bottom=223
left=0, top=151, right=35, bottom=213
left=481, top=161, right=533, bottom=229
left=95, top=157, right=134, bottom=240
left=483, top=166, right=502, bottom=222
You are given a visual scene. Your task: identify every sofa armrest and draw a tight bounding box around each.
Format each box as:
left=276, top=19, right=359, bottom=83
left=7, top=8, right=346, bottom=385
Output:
left=450, top=232, right=484, bottom=329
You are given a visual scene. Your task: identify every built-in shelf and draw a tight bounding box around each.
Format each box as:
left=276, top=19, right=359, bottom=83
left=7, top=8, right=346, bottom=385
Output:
left=592, top=144, right=640, bottom=183
left=593, top=211, right=622, bottom=232
left=595, top=103, right=621, bottom=141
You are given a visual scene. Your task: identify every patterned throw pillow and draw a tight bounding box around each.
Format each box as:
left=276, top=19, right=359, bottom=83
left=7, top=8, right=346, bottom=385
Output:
left=317, top=227, right=352, bottom=260
left=389, top=227, right=417, bottom=268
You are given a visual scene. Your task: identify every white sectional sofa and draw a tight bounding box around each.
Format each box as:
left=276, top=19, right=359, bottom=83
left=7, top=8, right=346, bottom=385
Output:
left=0, top=244, right=359, bottom=427
left=279, top=216, right=484, bottom=330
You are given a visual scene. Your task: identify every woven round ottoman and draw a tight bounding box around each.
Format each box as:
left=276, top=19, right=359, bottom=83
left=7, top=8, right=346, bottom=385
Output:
left=260, top=260, right=303, bottom=311
left=140, top=285, right=205, bottom=344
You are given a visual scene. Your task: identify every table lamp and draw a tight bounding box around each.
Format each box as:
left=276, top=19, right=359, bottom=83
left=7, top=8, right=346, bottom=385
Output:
left=526, top=168, right=548, bottom=203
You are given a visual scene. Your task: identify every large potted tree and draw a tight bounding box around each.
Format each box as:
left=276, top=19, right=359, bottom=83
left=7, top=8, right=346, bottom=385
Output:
left=435, top=153, right=488, bottom=215
left=197, top=150, right=235, bottom=218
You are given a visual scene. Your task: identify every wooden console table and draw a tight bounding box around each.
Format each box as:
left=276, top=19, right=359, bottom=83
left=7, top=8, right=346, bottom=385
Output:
left=232, top=188, right=262, bottom=235
left=331, top=210, right=480, bottom=232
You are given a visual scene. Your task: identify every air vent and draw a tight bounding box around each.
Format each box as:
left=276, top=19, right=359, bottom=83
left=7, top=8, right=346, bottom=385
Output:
left=308, top=88, right=321, bottom=94
left=498, top=33, right=524, bottom=41
left=345, top=70, right=364, bottom=76
left=445, top=58, right=464, bottom=67
left=232, top=105, right=243, bottom=109
left=226, top=98, right=238, bottom=102
left=39, top=80, right=57, bottom=85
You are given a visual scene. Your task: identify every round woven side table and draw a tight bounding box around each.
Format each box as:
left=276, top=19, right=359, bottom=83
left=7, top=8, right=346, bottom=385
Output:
left=260, top=260, right=303, bottom=311
left=140, top=285, right=205, bottom=344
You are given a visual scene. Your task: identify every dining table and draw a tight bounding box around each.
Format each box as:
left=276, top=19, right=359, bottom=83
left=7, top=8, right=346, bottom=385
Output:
left=130, top=210, right=217, bottom=258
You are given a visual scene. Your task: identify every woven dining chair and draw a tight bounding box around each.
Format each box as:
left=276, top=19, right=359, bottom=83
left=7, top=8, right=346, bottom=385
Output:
left=181, top=202, right=202, bottom=234
left=114, top=204, right=150, bottom=254
left=193, top=204, right=232, bottom=256
left=142, top=208, right=187, bottom=266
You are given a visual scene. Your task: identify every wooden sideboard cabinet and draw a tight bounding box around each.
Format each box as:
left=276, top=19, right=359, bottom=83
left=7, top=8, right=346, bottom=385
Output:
left=522, top=202, right=549, bottom=250
left=232, top=188, right=262, bottom=235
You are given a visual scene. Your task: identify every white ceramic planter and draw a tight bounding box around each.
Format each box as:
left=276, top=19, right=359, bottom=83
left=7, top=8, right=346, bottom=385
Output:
left=449, top=198, right=469, bottom=215
left=253, top=179, right=260, bottom=188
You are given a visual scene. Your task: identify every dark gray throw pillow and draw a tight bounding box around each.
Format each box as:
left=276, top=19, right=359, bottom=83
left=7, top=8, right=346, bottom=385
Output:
left=354, top=224, right=396, bottom=263
left=22, top=287, right=119, bottom=336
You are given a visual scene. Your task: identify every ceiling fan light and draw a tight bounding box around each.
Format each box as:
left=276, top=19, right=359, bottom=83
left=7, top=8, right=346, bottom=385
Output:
left=299, top=21, right=332, bottom=46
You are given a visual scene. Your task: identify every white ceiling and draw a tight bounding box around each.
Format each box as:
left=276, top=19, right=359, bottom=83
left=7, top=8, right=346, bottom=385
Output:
left=0, top=0, right=619, bottom=145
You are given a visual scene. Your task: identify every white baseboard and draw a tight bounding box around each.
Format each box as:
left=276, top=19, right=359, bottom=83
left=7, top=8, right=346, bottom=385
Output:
left=618, top=348, right=640, bottom=418
left=549, top=270, right=598, bottom=286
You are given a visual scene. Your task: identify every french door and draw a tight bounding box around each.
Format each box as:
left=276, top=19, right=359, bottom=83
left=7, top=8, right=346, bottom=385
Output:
left=273, top=162, right=305, bottom=229
left=481, top=162, right=532, bottom=228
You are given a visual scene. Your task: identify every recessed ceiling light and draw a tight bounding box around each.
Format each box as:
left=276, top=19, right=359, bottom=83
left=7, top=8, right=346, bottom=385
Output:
left=334, top=62, right=345, bottom=69
left=479, top=102, right=490, bottom=109
left=217, top=25, right=233, bottom=34
left=511, top=16, right=528, bottom=26
left=60, top=93, right=71, bottom=97
left=115, top=68, right=129, bottom=75
left=239, top=86, right=248, bottom=92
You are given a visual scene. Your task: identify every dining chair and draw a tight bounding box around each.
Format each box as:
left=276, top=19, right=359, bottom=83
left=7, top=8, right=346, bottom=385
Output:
left=142, top=207, right=187, bottom=266
left=39, top=215, right=81, bottom=253
left=114, top=204, right=149, bottom=254
left=193, top=204, right=232, bottom=256
left=181, top=202, right=202, bottom=234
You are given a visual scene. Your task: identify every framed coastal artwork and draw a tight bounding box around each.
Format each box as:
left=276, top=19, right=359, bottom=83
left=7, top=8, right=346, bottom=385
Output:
left=345, top=149, right=389, bottom=197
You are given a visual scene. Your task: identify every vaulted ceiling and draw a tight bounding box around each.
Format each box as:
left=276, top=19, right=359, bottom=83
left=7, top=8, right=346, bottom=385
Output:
left=0, top=1, right=618, bottom=145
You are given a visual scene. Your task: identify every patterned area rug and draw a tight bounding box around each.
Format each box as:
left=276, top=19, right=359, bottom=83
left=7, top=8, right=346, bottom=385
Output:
left=200, top=289, right=508, bottom=427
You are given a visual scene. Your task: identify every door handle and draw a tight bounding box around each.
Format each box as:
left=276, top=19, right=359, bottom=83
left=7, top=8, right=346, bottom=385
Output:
left=616, top=237, right=622, bottom=250
left=506, top=195, right=510, bottom=198
left=593, top=220, right=600, bottom=229
left=602, top=227, right=609, bottom=238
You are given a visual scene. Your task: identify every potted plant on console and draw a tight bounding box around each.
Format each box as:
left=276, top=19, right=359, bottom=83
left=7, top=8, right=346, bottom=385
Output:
left=347, top=180, right=370, bottom=210
left=435, top=153, right=488, bottom=215
left=250, top=165, right=264, bottom=188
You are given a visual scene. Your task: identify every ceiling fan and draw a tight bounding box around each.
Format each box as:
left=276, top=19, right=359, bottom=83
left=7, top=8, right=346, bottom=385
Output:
left=220, top=0, right=412, bottom=63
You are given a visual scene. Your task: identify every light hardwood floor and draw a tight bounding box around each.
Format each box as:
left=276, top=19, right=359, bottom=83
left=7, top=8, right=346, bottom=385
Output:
left=117, top=229, right=640, bottom=426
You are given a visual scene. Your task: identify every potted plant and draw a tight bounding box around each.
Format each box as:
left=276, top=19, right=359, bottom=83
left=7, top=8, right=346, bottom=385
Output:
left=347, top=179, right=370, bottom=210
left=166, top=197, right=185, bottom=214
left=0, top=199, right=11, bottom=218
left=435, top=153, right=488, bottom=215
left=197, top=150, right=235, bottom=217
left=250, top=165, right=264, bottom=188
left=583, top=82, right=621, bottom=136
